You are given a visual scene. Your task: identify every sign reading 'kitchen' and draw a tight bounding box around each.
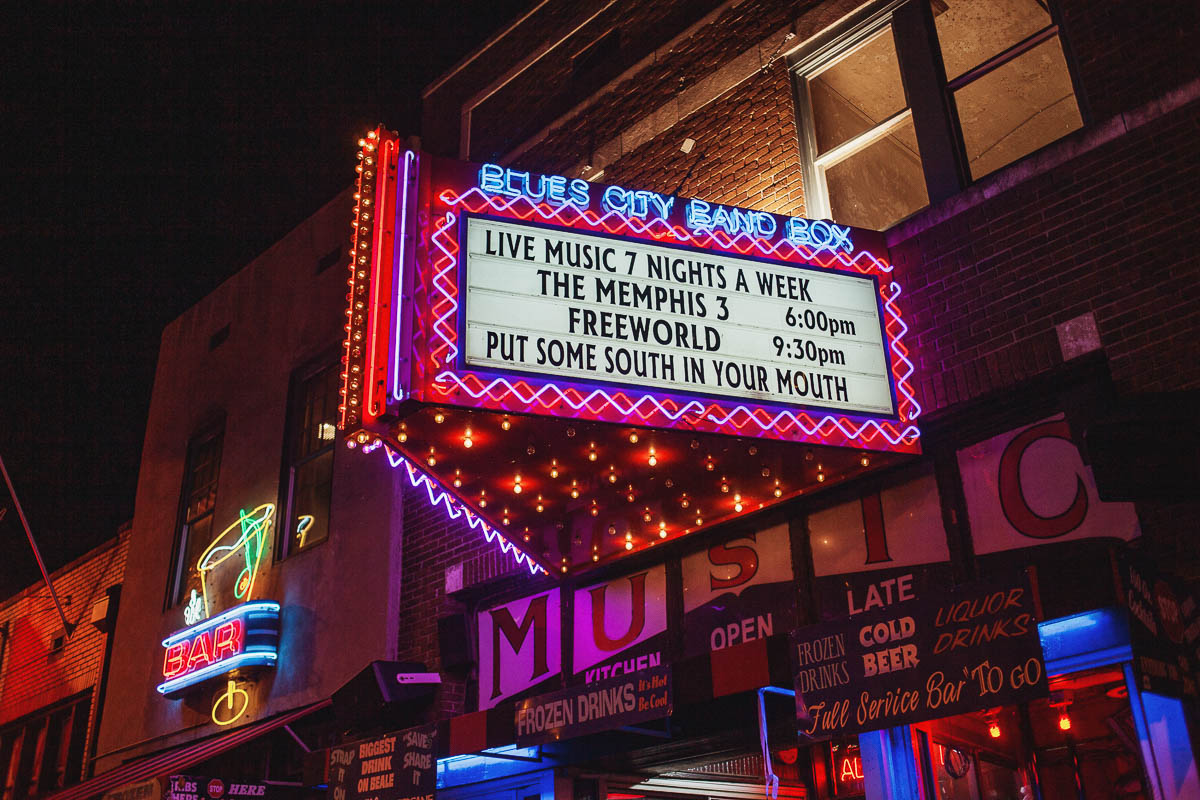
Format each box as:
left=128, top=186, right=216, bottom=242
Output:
left=462, top=214, right=894, bottom=416
left=793, top=577, right=1047, bottom=739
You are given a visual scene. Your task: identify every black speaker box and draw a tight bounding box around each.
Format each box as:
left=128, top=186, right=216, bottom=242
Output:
left=331, top=661, right=438, bottom=731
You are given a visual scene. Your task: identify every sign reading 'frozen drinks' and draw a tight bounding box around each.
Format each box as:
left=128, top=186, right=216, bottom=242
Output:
left=462, top=214, right=895, bottom=417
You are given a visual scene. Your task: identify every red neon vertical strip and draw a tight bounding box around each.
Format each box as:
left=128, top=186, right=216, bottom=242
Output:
left=364, top=136, right=396, bottom=421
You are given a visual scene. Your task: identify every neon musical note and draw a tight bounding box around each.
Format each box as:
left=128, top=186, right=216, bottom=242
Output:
left=196, top=504, right=275, bottom=618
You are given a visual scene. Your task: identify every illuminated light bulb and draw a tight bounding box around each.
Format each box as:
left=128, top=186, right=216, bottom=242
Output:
left=680, top=495, right=690, bottom=508
left=861, top=456, right=870, bottom=467
left=346, top=440, right=357, bottom=449
left=501, top=415, right=511, bottom=431
left=502, top=509, right=510, bottom=525
left=398, top=431, right=407, bottom=443
left=625, top=540, right=634, bottom=551
left=526, top=444, right=536, bottom=456
left=690, top=439, right=700, bottom=449
left=588, top=443, right=598, bottom=461
left=1058, top=712, right=1071, bottom=731
left=522, top=531, right=530, bottom=542
left=478, top=492, right=487, bottom=508
left=426, top=448, right=436, bottom=467
left=642, top=509, right=652, bottom=523
left=627, top=491, right=635, bottom=503
left=817, top=472, right=826, bottom=483
left=357, top=432, right=369, bottom=444
left=590, top=504, right=599, bottom=517
left=748, top=446, right=758, bottom=456
left=695, top=516, right=703, bottom=526
left=592, top=553, right=600, bottom=562
left=647, top=447, right=657, bottom=467
left=566, top=427, right=576, bottom=438
left=761, top=467, right=770, bottom=477
left=607, top=525, right=617, bottom=536
left=658, top=521, right=667, bottom=538
left=462, top=428, right=473, bottom=448
left=628, top=432, right=639, bottom=444
left=570, top=480, right=580, bottom=499
left=608, top=468, right=617, bottom=483
left=774, top=485, right=783, bottom=498
left=625, top=531, right=633, bottom=541
left=512, top=474, right=522, bottom=494
left=550, top=459, right=559, bottom=479
left=734, top=494, right=743, bottom=513
left=453, top=470, right=462, bottom=488
left=989, top=721, right=1001, bottom=739
left=721, top=481, right=730, bottom=493
left=433, top=411, right=445, bottom=424
left=536, top=496, right=544, bottom=513
left=706, top=458, right=715, bottom=471
left=560, top=565, right=568, bottom=574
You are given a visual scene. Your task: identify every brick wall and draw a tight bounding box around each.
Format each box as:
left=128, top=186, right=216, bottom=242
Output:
left=0, top=527, right=128, bottom=773
left=1059, top=0, right=1200, bottom=123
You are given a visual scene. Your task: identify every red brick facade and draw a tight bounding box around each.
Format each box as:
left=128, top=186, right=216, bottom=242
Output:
left=0, top=527, right=128, bottom=783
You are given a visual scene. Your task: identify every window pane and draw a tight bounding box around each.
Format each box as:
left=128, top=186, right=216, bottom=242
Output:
left=291, top=450, right=333, bottom=550
left=179, top=513, right=213, bottom=605
left=824, top=116, right=929, bottom=230
left=809, top=27, right=907, bottom=155
left=292, top=366, right=339, bottom=461
left=954, top=36, right=1082, bottom=179
left=932, top=0, right=1052, bottom=80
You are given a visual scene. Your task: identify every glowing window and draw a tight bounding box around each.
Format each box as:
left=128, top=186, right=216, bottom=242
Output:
left=793, top=0, right=1083, bottom=228
left=281, top=361, right=339, bottom=555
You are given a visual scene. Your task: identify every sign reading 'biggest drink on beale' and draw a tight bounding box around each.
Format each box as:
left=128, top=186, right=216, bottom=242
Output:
left=462, top=214, right=895, bottom=417
left=792, top=577, right=1047, bottom=739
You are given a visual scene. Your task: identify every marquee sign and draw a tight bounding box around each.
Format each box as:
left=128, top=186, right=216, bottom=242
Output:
left=341, top=146, right=918, bottom=448
left=157, top=601, right=281, bottom=696
left=339, top=128, right=919, bottom=575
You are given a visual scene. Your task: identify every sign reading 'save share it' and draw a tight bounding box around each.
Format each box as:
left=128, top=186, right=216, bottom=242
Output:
left=462, top=214, right=895, bottom=416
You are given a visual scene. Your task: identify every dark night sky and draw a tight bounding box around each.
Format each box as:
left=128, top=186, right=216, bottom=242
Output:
left=0, top=2, right=527, bottom=594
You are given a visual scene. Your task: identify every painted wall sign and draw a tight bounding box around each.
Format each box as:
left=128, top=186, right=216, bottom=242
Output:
left=792, top=576, right=1046, bottom=740
left=157, top=601, right=280, bottom=696
left=514, top=665, right=671, bottom=746
left=326, top=726, right=436, bottom=800
left=808, top=470, right=949, bottom=577
left=573, top=565, right=667, bottom=683
left=478, top=590, right=561, bottom=709
left=958, top=415, right=1140, bottom=554
left=462, top=213, right=895, bottom=416
left=680, top=524, right=797, bottom=658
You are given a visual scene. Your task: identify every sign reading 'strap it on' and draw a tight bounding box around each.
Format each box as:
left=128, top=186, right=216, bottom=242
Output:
left=793, top=577, right=1047, bottom=739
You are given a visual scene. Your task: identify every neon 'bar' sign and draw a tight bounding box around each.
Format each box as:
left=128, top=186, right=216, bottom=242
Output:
left=157, top=601, right=281, bottom=696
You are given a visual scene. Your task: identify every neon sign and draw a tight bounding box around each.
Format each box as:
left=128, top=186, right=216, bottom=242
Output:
left=157, top=600, right=281, bottom=696
left=196, top=503, right=274, bottom=619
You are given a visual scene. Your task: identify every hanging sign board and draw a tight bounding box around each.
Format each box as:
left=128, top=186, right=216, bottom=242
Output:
left=514, top=665, right=671, bottom=746
left=1119, top=552, right=1199, bottom=699
left=326, top=726, right=436, bottom=800
left=792, top=576, right=1046, bottom=739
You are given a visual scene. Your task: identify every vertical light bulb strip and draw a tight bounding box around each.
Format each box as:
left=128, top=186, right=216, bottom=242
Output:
left=392, top=149, right=417, bottom=403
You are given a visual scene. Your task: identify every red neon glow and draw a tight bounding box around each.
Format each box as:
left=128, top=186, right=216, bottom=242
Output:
left=1058, top=711, right=1072, bottom=731
left=839, top=757, right=863, bottom=782
left=989, top=721, right=1002, bottom=738
left=161, top=619, right=246, bottom=681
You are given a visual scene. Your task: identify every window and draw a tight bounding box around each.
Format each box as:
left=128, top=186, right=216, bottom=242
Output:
left=0, top=696, right=89, bottom=800
left=279, top=361, right=339, bottom=556
left=794, top=0, right=1083, bottom=230
left=169, top=426, right=223, bottom=607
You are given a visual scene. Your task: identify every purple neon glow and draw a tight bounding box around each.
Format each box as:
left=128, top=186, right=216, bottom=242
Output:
left=423, top=202, right=920, bottom=448
left=392, top=149, right=417, bottom=402
left=383, top=446, right=545, bottom=575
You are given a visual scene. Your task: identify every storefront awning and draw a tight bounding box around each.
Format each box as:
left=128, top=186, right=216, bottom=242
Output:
left=47, top=699, right=332, bottom=800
